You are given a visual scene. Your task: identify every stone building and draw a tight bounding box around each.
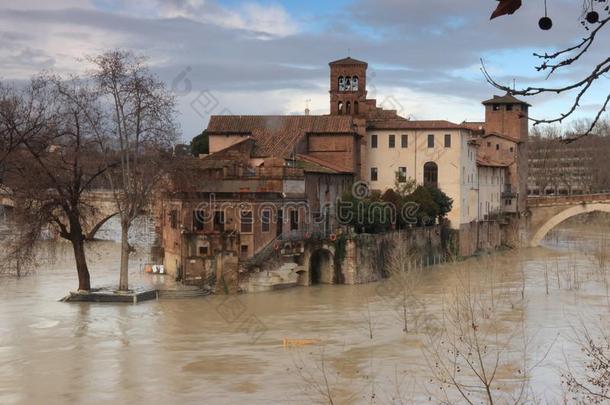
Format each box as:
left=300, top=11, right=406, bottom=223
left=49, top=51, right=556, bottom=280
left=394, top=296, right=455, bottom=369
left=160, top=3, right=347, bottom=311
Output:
left=160, top=56, right=531, bottom=285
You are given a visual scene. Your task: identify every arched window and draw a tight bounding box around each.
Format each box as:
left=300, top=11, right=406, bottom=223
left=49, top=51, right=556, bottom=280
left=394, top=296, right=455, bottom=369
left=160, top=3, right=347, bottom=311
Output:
left=346, top=101, right=351, bottom=115
left=344, top=77, right=351, bottom=91
left=338, top=76, right=345, bottom=91
left=338, top=101, right=343, bottom=115
left=354, top=101, right=359, bottom=115
left=423, top=162, right=438, bottom=188
left=352, top=76, right=359, bottom=91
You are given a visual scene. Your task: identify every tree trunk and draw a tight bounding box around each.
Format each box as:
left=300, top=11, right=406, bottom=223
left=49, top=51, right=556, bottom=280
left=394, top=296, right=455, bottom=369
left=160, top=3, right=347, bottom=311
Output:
left=118, top=221, right=130, bottom=291
left=71, top=236, right=91, bottom=291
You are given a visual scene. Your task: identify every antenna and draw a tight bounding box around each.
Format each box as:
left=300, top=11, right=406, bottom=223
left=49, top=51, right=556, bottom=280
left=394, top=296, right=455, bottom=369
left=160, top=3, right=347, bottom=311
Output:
left=348, top=48, right=351, bottom=57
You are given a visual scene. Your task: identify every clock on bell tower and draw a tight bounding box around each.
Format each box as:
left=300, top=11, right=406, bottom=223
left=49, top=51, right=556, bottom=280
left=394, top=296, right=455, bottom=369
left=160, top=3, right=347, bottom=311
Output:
left=329, top=57, right=368, bottom=116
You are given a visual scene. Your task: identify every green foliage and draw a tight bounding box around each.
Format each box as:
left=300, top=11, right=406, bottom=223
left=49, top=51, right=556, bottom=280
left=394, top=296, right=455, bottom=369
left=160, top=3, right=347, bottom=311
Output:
left=393, top=171, right=417, bottom=198
left=190, top=131, right=209, bottom=156
left=337, top=182, right=455, bottom=234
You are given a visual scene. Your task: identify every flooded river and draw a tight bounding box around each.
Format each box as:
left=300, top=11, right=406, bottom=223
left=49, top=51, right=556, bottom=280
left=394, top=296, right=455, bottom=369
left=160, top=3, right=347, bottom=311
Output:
left=1, top=217, right=610, bottom=404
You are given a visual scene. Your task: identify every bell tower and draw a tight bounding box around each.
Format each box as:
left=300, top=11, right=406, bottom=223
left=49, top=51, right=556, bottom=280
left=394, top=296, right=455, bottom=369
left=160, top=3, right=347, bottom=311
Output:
left=329, top=57, right=368, bottom=116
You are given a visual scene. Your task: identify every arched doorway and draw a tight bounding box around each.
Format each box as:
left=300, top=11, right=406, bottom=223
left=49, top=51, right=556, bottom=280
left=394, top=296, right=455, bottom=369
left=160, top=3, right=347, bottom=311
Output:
left=423, top=162, right=438, bottom=188
left=309, top=249, right=334, bottom=285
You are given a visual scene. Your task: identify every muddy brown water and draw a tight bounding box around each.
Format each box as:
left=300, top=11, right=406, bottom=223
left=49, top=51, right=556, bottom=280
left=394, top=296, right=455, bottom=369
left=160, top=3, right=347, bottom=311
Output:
left=1, top=220, right=610, bottom=404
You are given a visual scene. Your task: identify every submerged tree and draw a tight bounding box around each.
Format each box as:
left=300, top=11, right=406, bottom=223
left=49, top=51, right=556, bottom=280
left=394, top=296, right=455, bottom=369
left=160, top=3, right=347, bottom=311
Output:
left=87, top=50, right=178, bottom=291
left=0, top=75, right=111, bottom=289
left=484, top=0, right=610, bottom=142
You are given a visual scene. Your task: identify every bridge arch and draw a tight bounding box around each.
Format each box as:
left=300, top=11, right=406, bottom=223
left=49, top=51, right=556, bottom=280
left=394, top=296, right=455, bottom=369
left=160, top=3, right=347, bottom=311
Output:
left=530, top=203, right=610, bottom=247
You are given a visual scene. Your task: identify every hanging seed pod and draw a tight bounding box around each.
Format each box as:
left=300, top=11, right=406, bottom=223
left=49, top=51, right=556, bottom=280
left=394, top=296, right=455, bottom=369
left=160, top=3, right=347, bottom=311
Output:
left=586, top=11, right=600, bottom=23
left=539, top=16, right=553, bottom=30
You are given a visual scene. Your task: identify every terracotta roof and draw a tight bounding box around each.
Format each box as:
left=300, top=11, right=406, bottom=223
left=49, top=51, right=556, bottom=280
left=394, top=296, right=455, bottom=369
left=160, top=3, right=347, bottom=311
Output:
left=329, top=57, right=368, bottom=67
left=295, top=154, right=353, bottom=174
left=367, top=118, right=471, bottom=131
left=482, top=93, right=531, bottom=106
left=207, top=115, right=356, bottom=158
left=482, top=132, right=523, bottom=144
left=476, top=156, right=511, bottom=168
left=462, top=121, right=486, bottom=134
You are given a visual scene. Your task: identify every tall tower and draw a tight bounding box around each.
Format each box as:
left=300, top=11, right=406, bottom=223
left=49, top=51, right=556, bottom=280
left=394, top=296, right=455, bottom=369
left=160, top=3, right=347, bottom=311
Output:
left=482, top=93, right=530, bottom=213
left=329, top=57, right=368, bottom=116
left=482, top=93, right=530, bottom=143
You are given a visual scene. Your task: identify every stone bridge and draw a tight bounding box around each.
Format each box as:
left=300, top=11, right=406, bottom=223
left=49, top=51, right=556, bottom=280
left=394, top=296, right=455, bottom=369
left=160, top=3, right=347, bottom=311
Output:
left=0, top=189, right=145, bottom=240
left=528, top=193, right=610, bottom=246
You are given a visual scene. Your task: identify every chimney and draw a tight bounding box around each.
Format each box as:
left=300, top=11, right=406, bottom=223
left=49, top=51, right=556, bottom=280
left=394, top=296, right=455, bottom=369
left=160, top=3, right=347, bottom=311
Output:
left=305, top=108, right=310, bottom=116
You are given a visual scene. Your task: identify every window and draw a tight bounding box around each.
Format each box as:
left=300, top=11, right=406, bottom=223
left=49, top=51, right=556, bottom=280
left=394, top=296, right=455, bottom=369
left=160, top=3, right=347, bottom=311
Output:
left=338, top=76, right=345, bottom=91
left=290, top=210, right=299, bottom=231
left=389, top=134, right=395, bottom=148
left=506, top=104, right=513, bottom=111
left=170, top=209, right=178, bottom=229
left=276, top=208, right=283, bottom=237
left=444, top=134, right=451, bottom=148
left=199, top=245, right=209, bottom=255
left=427, top=134, right=435, bottom=148
left=213, top=210, right=225, bottom=232
left=496, top=144, right=500, bottom=151
left=423, top=162, right=438, bottom=188
left=352, top=76, right=359, bottom=91
left=371, top=134, right=378, bottom=149
left=401, top=134, right=408, bottom=148
left=354, top=101, right=359, bottom=115
left=370, top=167, right=378, bottom=182
left=510, top=147, right=514, bottom=153
left=346, top=101, right=351, bottom=115
left=493, top=105, right=501, bottom=111
left=338, top=101, right=343, bottom=115
left=261, top=209, right=271, bottom=233
left=240, top=211, right=253, bottom=233
left=398, top=167, right=407, bottom=183
left=240, top=245, right=249, bottom=257
left=192, top=210, right=205, bottom=231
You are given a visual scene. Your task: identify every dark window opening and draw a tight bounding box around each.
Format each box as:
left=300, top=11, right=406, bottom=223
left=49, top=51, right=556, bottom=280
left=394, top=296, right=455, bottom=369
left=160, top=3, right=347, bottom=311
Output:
left=389, top=134, right=395, bottom=148
left=338, top=101, right=343, bottom=115
left=170, top=210, right=178, bottom=229
left=354, top=101, right=359, bottom=115
left=199, top=245, right=209, bottom=256
left=401, top=134, right=408, bottom=148
left=398, top=167, right=407, bottom=183
left=290, top=210, right=299, bottom=231
left=276, top=209, right=283, bottom=237
left=496, top=144, right=500, bottom=151
left=493, top=105, right=501, bottom=111
left=506, top=104, right=513, bottom=111
left=192, top=210, right=205, bottom=231
left=371, top=134, right=378, bottom=149
left=427, top=134, right=435, bottom=148
left=423, top=162, right=438, bottom=188
left=370, top=167, right=378, bottom=182
left=444, top=134, right=451, bottom=148
left=240, top=211, right=253, bottom=233
left=346, top=101, right=351, bottom=115
left=262, top=209, right=271, bottom=233
left=240, top=245, right=249, bottom=257
left=213, top=211, right=225, bottom=232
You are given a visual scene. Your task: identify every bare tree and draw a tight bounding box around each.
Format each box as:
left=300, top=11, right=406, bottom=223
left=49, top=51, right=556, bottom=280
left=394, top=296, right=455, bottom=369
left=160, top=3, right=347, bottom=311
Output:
left=484, top=1, right=610, bottom=142
left=0, top=74, right=111, bottom=290
left=563, top=322, right=610, bottom=404
left=86, top=50, right=178, bottom=291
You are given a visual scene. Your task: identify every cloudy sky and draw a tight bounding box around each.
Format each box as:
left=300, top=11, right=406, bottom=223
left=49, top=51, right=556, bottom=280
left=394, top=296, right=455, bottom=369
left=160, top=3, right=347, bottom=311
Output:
left=0, top=0, right=607, bottom=141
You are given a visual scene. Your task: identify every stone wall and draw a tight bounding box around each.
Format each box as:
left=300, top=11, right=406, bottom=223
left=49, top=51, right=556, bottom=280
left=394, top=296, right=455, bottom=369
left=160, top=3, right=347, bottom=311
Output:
left=458, top=220, right=505, bottom=257
left=341, top=226, right=445, bottom=284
